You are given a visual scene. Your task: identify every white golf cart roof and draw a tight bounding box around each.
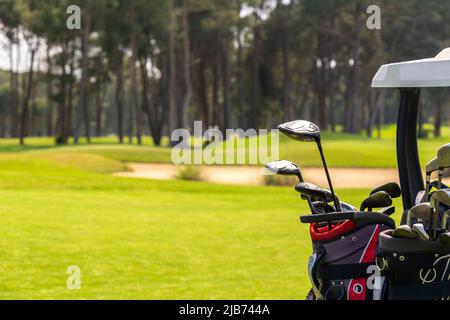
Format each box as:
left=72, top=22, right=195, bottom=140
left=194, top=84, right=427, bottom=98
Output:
left=372, top=48, right=450, bottom=88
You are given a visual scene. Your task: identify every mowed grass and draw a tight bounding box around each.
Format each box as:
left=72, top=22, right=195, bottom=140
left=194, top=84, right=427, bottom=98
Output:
left=1, top=124, right=449, bottom=167
left=0, top=151, right=402, bottom=299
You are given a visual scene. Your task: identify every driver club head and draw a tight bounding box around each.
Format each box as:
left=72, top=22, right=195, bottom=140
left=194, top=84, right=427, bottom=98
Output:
left=412, top=223, right=430, bottom=240
left=277, top=120, right=320, bottom=143
left=360, top=191, right=392, bottom=211
left=392, top=225, right=418, bottom=239
left=265, top=160, right=300, bottom=177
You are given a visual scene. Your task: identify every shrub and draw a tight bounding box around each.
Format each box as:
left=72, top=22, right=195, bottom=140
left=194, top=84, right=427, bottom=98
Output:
left=175, top=165, right=203, bottom=181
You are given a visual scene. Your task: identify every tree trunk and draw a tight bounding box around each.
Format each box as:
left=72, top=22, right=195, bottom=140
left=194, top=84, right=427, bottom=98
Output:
left=30, top=63, right=38, bottom=136
left=180, top=0, right=192, bottom=128
left=236, top=6, right=245, bottom=128
left=212, top=58, right=220, bottom=126
left=74, top=0, right=92, bottom=144
left=367, top=90, right=386, bottom=138
left=95, top=57, right=103, bottom=136
left=249, top=20, right=260, bottom=129
left=316, top=56, right=327, bottom=130
left=282, top=22, right=292, bottom=122
left=55, top=45, right=68, bottom=144
left=13, top=35, right=21, bottom=137
left=130, top=34, right=142, bottom=145
left=347, top=3, right=362, bottom=133
left=434, top=96, right=443, bottom=138
left=196, top=57, right=209, bottom=126
left=115, top=54, right=124, bottom=144
left=167, top=0, right=178, bottom=143
left=19, top=47, right=37, bottom=145
left=9, top=40, right=18, bottom=137
left=140, top=55, right=163, bottom=146
left=221, top=38, right=230, bottom=130
left=95, top=87, right=103, bottom=137
left=65, top=47, right=75, bottom=142
left=377, top=97, right=384, bottom=139
left=46, top=45, right=54, bottom=137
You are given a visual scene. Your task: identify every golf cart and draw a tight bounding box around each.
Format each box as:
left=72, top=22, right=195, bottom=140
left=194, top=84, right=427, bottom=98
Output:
left=269, top=48, right=450, bottom=300
left=372, top=48, right=450, bottom=300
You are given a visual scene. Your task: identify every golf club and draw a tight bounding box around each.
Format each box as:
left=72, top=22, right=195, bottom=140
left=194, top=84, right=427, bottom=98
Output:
left=407, top=202, right=431, bottom=227
left=378, top=206, right=396, bottom=216
left=360, top=191, right=392, bottom=212
left=392, top=225, right=418, bottom=239
left=310, top=201, right=335, bottom=214
left=295, top=182, right=334, bottom=206
left=412, top=223, right=430, bottom=240
left=437, top=144, right=450, bottom=190
left=441, top=209, right=450, bottom=232
left=415, top=190, right=427, bottom=205
left=439, top=232, right=450, bottom=245
left=278, top=120, right=341, bottom=212
left=430, top=189, right=450, bottom=239
left=265, top=160, right=318, bottom=213
left=370, top=182, right=401, bottom=199
left=265, top=160, right=303, bottom=181
left=311, top=200, right=356, bottom=214
left=425, top=157, right=440, bottom=200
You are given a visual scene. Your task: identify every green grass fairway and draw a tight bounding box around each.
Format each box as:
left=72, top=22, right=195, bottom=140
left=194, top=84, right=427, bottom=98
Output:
left=1, top=124, right=449, bottom=168
left=0, top=151, right=402, bottom=299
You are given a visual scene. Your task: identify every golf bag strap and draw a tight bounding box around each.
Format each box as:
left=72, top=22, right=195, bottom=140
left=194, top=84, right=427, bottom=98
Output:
left=389, top=282, right=450, bottom=300
left=316, top=263, right=373, bottom=280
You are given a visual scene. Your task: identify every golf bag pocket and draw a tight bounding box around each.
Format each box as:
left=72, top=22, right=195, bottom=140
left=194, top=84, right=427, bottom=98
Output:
left=304, top=212, right=395, bottom=300
left=378, top=231, right=450, bottom=300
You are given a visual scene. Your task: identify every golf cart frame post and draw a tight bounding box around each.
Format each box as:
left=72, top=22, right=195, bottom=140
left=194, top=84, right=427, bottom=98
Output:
left=372, top=48, right=450, bottom=212
left=397, top=88, right=423, bottom=210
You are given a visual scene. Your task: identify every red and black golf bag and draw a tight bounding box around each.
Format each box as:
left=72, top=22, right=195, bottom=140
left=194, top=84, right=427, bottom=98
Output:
left=302, top=211, right=395, bottom=300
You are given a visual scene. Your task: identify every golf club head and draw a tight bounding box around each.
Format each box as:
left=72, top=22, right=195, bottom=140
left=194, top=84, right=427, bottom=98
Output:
left=311, top=201, right=335, bottom=214
left=430, top=180, right=449, bottom=190
left=438, top=143, right=450, bottom=169
left=379, top=206, right=396, bottom=216
left=360, top=191, right=392, bottom=211
left=407, top=202, right=431, bottom=226
left=412, top=223, right=430, bottom=240
left=430, top=189, right=450, bottom=207
left=340, top=201, right=357, bottom=212
left=442, top=209, right=450, bottom=231
left=426, top=157, right=440, bottom=175
left=415, top=190, right=427, bottom=205
left=295, top=182, right=333, bottom=203
left=277, top=120, right=320, bottom=143
left=392, top=225, right=418, bottom=239
left=265, top=160, right=300, bottom=176
left=370, top=182, right=401, bottom=199
left=439, top=232, right=450, bottom=245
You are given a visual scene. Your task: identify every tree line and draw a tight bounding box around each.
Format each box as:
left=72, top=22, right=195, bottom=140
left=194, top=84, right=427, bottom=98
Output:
left=0, top=0, right=449, bottom=146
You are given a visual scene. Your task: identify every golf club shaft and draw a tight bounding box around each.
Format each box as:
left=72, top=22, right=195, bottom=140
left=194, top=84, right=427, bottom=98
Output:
left=296, top=173, right=316, bottom=214
left=425, top=173, right=431, bottom=201
left=317, top=142, right=342, bottom=212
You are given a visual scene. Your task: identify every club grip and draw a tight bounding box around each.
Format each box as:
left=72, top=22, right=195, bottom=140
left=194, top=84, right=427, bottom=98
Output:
left=300, top=211, right=355, bottom=224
